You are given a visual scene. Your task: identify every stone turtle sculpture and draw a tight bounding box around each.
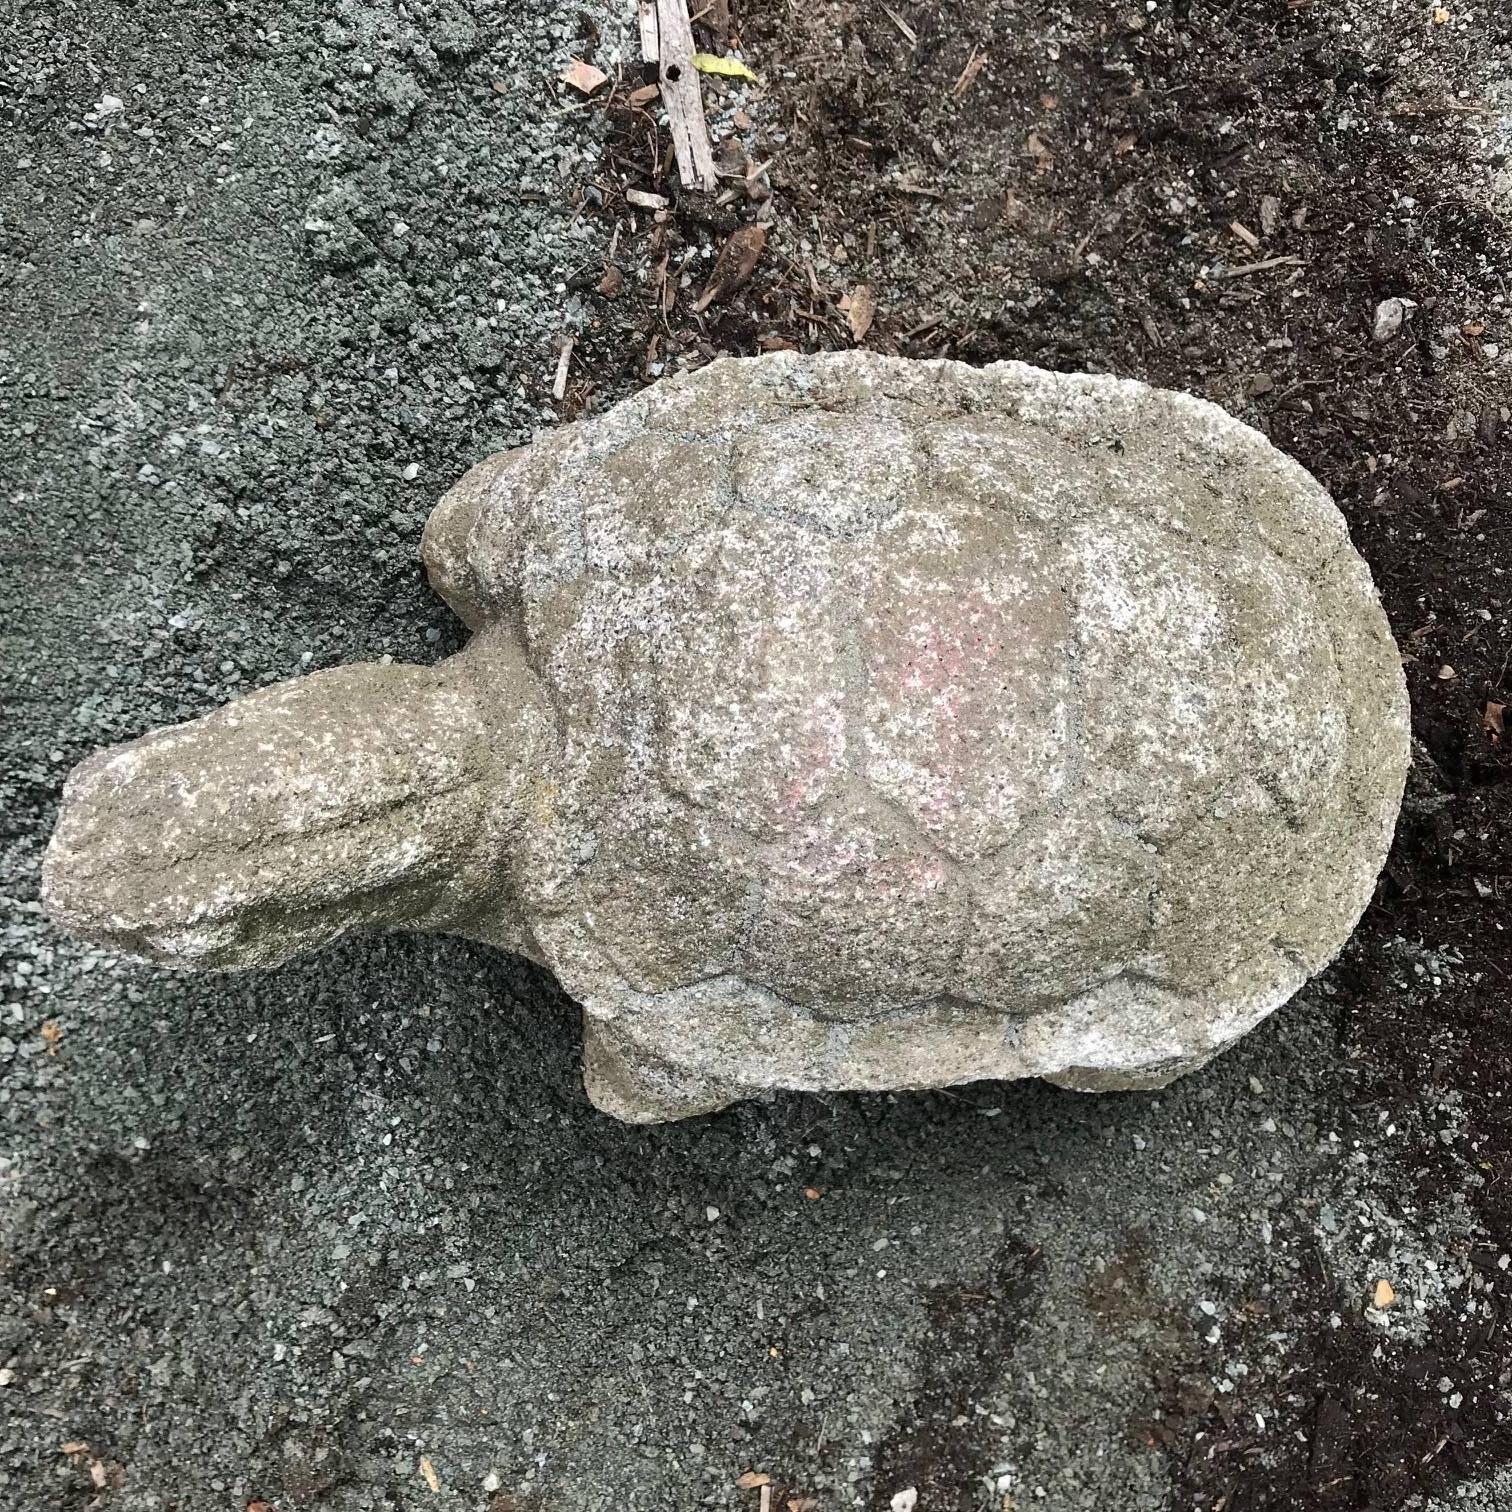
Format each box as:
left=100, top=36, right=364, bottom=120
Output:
left=44, top=352, right=1410, bottom=1122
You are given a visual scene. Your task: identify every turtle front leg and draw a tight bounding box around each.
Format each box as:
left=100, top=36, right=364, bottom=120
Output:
left=420, top=448, right=524, bottom=630
left=43, top=633, right=551, bottom=971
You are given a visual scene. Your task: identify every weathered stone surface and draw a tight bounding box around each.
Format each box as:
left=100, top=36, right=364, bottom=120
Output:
left=43, top=352, right=1411, bottom=1121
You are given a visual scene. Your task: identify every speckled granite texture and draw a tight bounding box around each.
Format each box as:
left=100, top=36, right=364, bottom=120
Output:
left=44, top=351, right=1410, bottom=1120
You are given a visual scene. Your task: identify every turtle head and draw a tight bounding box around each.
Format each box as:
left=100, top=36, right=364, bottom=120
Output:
left=43, top=639, right=548, bottom=970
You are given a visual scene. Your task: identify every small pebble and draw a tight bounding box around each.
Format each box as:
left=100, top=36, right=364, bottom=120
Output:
left=1372, top=296, right=1417, bottom=342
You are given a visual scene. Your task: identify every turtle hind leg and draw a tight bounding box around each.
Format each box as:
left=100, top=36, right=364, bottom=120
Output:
left=580, top=1019, right=741, bottom=1123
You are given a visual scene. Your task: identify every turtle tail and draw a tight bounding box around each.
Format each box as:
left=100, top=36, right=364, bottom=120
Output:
left=42, top=636, right=545, bottom=971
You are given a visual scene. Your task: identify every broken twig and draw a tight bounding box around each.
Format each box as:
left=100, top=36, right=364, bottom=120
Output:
left=882, top=5, right=918, bottom=44
left=637, top=0, right=659, bottom=63
left=952, top=48, right=985, bottom=98
left=552, top=338, right=574, bottom=401
left=1214, top=254, right=1305, bottom=279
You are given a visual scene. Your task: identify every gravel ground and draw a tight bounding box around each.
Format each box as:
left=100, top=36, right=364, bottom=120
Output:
left=2, top=2, right=1510, bottom=1511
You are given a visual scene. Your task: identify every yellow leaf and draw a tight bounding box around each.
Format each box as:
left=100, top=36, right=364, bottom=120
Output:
left=692, top=53, right=762, bottom=83
left=419, top=1455, right=441, bottom=1492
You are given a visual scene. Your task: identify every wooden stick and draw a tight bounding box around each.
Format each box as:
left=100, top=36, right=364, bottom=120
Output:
left=1214, top=254, right=1305, bottom=279
left=637, top=0, right=659, bottom=63
left=655, top=0, right=718, bottom=192
left=552, top=337, right=574, bottom=401
left=882, top=4, right=917, bottom=44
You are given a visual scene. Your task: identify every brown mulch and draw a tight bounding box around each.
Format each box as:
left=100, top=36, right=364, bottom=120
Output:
left=565, top=2, right=1511, bottom=1507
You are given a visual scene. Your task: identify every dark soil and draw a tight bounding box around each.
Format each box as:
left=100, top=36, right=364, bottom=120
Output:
left=581, top=0, right=1512, bottom=1506
left=869, top=1241, right=1042, bottom=1512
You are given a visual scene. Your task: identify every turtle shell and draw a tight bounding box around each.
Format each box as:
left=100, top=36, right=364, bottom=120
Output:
left=423, top=351, right=1408, bottom=1111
